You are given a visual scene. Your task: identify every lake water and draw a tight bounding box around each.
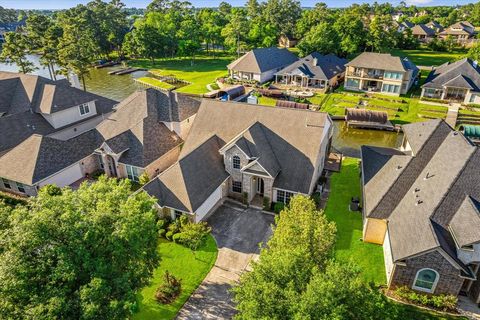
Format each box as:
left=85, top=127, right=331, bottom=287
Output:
left=0, top=55, right=148, bottom=101
left=0, top=56, right=403, bottom=155
left=332, top=121, right=403, bottom=157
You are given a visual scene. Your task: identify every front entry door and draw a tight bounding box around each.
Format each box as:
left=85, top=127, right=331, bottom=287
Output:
left=257, top=178, right=264, bottom=196
left=107, top=155, right=117, bottom=177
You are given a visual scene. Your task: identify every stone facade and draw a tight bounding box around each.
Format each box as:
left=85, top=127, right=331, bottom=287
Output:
left=80, top=154, right=101, bottom=177
left=389, top=250, right=465, bottom=295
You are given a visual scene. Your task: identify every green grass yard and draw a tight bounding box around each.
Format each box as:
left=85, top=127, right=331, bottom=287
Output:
left=389, top=49, right=467, bottom=67
left=134, top=235, right=218, bottom=320
left=129, top=54, right=233, bottom=95
left=324, top=158, right=467, bottom=320
left=136, top=77, right=176, bottom=90
left=324, top=157, right=386, bottom=285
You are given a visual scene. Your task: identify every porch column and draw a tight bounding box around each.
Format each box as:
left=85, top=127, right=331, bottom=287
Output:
left=441, top=88, right=447, bottom=100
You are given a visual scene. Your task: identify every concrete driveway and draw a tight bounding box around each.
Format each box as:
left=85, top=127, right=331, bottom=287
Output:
left=176, top=202, right=274, bottom=319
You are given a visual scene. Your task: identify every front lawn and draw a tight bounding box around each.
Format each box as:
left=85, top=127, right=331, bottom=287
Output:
left=389, top=49, right=466, bottom=67
left=129, top=54, right=233, bottom=95
left=134, top=235, right=218, bottom=320
left=323, top=157, right=386, bottom=285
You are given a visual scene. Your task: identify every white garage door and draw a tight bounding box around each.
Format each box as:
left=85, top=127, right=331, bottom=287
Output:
left=195, top=185, right=223, bottom=222
left=39, top=163, right=83, bottom=188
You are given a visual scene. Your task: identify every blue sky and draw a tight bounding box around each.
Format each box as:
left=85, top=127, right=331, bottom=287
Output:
left=0, top=0, right=473, bottom=9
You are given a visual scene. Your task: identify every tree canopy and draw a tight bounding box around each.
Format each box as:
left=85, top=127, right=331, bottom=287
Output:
left=0, top=177, right=159, bottom=320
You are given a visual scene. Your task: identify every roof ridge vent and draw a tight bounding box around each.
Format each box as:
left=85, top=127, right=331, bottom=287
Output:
left=415, top=200, right=424, bottom=206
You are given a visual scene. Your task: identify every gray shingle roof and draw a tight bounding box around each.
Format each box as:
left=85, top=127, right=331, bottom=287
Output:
left=423, top=58, right=480, bottom=91
left=144, top=100, right=330, bottom=212
left=96, top=89, right=199, bottom=167
left=440, top=21, right=475, bottom=36
left=412, top=24, right=436, bottom=36
left=0, top=73, right=117, bottom=155
left=227, top=47, right=299, bottom=73
left=143, top=136, right=229, bottom=213
left=0, top=130, right=101, bottom=185
left=276, top=53, right=348, bottom=80
left=362, top=120, right=480, bottom=271
left=449, top=197, right=480, bottom=248
left=346, top=52, right=417, bottom=73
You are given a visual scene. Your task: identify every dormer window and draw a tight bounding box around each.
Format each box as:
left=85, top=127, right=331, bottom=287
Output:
left=79, top=103, right=90, bottom=116
left=232, top=155, right=241, bottom=169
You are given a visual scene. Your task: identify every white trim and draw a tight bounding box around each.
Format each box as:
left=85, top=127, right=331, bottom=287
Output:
left=78, top=103, right=91, bottom=117
left=412, top=268, right=439, bottom=293
left=241, top=160, right=273, bottom=178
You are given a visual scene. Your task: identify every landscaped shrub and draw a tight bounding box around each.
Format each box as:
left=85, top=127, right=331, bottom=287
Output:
left=420, top=97, right=448, bottom=104
left=394, top=286, right=457, bottom=312
left=311, top=192, right=321, bottom=207
left=41, top=185, right=62, bottom=196
left=165, top=216, right=186, bottom=240
left=172, top=221, right=211, bottom=250
left=90, top=170, right=105, bottom=180
left=242, top=192, right=249, bottom=205
left=274, top=202, right=285, bottom=214
left=262, top=196, right=270, bottom=211
left=157, top=219, right=170, bottom=238
left=0, top=191, right=27, bottom=207
left=154, top=271, right=182, bottom=304
left=139, top=172, right=150, bottom=186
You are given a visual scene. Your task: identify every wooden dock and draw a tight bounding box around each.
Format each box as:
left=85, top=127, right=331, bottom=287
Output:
left=108, top=68, right=146, bottom=75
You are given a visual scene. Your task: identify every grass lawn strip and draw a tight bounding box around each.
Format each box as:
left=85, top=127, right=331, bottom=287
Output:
left=323, top=157, right=386, bottom=285
left=136, top=77, right=175, bottom=90
left=324, top=158, right=467, bottom=320
left=134, top=235, right=218, bottom=320
left=129, top=55, right=231, bottom=95
left=389, top=49, right=467, bottom=66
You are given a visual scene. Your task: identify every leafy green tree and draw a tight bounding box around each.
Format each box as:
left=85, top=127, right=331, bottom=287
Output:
left=334, top=8, right=365, bottom=56
left=297, top=22, right=340, bottom=57
left=25, top=14, right=57, bottom=79
left=0, top=32, right=37, bottom=74
left=468, top=42, right=480, bottom=62
left=263, top=0, right=301, bottom=37
left=295, top=2, right=330, bottom=37
left=221, top=8, right=249, bottom=56
left=367, top=14, right=397, bottom=52
left=0, top=177, right=159, bottom=320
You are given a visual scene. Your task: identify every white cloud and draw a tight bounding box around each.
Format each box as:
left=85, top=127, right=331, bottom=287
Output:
left=405, top=0, right=434, bottom=4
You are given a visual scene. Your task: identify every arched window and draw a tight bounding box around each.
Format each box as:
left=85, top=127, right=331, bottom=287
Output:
left=232, top=155, right=241, bottom=169
left=413, top=268, right=439, bottom=293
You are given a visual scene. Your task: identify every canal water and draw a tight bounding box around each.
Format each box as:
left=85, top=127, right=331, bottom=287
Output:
left=0, top=55, right=147, bottom=101
left=332, top=121, right=403, bottom=158
left=0, top=56, right=403, bottom=156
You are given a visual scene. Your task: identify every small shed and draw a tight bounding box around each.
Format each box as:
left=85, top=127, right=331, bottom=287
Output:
left=218, top=85, right=245, bottom=101
left=460, top=125, right=480, bottom=143
left=345, top=108, right=394, bottom=131
left=275, top=100, right=309, bottom=110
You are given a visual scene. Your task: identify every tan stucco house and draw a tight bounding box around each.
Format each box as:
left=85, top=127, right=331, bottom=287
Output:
left=143, top=100, right=333, bottom=222
left=344, top=52, right=419, bottom=96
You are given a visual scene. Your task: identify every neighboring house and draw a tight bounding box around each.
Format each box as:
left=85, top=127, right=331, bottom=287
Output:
left=411, top=24, right=436, bottom=42
left=0, top=76, right=201, bottom=196
left=392, top=11, right=405, bottom=22
left=274, top=53, right=348, bottom=91
left=344, top=52, right=419, bottom=96
left=0, top=19, right=26, bottom=42
left=0, top=71, right=116, bottom=156
left=278, top=34, right=298, bottom=48
left=421, top=58, right=480, bottom=104
left=439, top=21, right=476, bottom=43
left=426, top=21, right=443, bottom=33
left=143, top=100, right=333, bottom=222
left=397, top=20, right=414, bottom=33
left=361, top=119, right=480, bottom=301
left=94, top=88, right=200, bottom=182
left=227, top=47, right=299, bottom=83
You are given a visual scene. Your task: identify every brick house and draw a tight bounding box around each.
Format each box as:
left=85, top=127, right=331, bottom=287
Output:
left=143, top=100, right=333, bottom=222
left=360, top=119, right=480, bottom=300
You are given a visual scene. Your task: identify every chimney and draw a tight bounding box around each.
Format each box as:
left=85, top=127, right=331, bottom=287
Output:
left=474, top=60, right=478, bottom=68
left=312, top=57, right=318, bottom=66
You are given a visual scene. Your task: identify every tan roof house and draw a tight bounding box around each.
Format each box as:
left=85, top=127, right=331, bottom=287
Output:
left=411, top=24, right=436, bottom=43
left=344, top=52, right=419, bottom=96
left=439, top=21, right=476, bottom=44
left=143, top=100, right=333, bottom=222
left=361, top=119, right=480, bottom=301
left=227, top=47, right=299, bottom=83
